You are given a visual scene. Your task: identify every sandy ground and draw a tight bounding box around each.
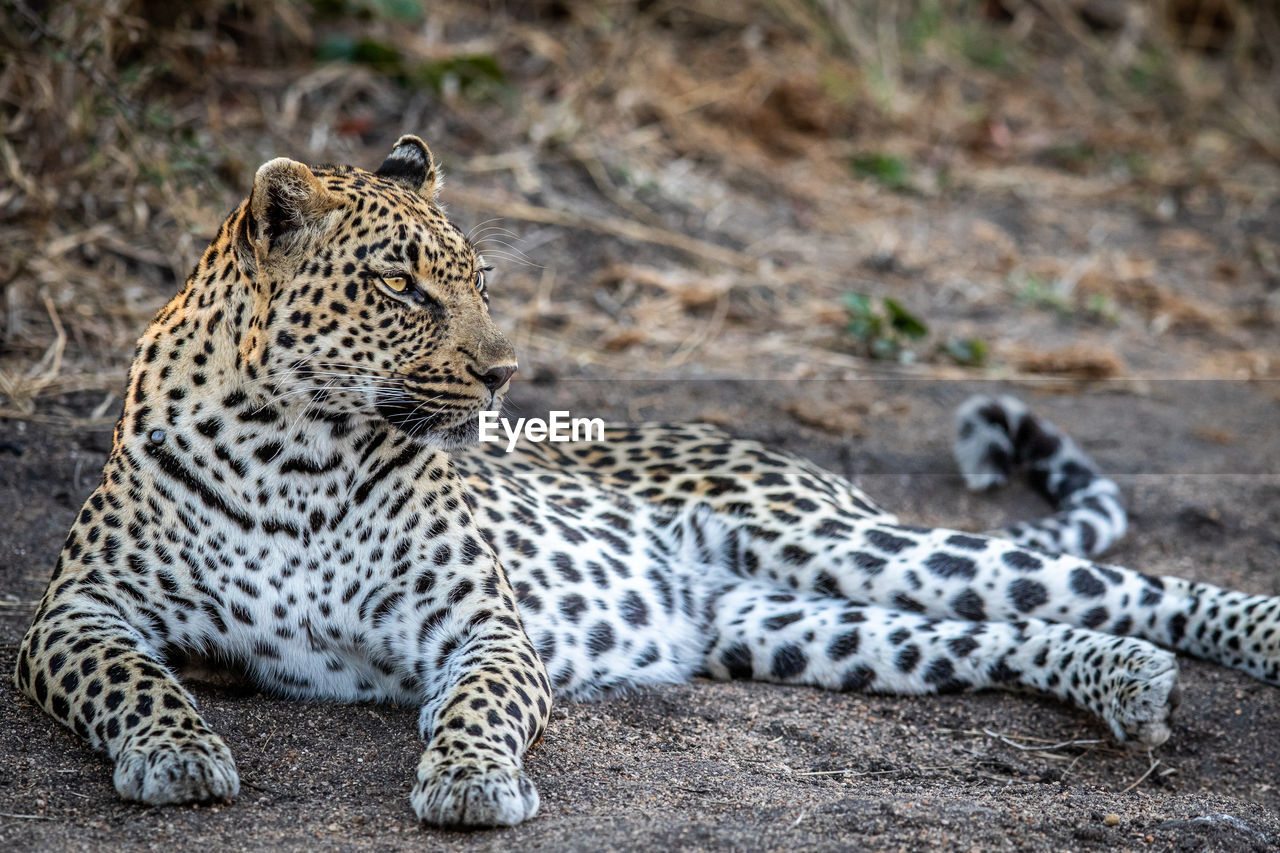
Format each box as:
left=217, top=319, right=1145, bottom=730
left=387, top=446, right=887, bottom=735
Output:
left=2, top=379, right=1279, bottom=852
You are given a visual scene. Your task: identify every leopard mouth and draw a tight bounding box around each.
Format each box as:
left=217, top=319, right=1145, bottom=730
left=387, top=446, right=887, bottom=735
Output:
left=376, top=398, right=484, bottom=450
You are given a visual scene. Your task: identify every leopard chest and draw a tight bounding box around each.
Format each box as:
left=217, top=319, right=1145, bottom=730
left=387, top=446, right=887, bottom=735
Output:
left=110, top=424, right=476, bottom=699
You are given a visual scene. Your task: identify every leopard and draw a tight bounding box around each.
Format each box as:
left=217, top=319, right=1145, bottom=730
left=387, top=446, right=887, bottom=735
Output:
left=16, top=136, right=1280, bottom=828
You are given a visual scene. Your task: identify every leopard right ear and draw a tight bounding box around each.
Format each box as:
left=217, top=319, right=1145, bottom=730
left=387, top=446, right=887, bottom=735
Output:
left=375, top=135, right=440, bottom=200
left=244, top=157, right=337, bottom=259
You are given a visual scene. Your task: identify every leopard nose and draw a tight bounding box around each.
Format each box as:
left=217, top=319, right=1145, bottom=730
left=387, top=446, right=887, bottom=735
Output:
left=478, top=364, right=516, bottom=391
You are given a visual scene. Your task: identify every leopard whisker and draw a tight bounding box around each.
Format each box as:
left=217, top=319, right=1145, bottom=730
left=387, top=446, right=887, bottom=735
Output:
left=474, top=240, right=540, bottom=269
left=466, top=218, right=509, bottom=243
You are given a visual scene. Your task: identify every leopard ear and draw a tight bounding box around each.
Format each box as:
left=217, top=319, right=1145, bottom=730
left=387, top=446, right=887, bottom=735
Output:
left=247, top=157, right=336, bottom=255
left=375, top=134, right=440, bottom=199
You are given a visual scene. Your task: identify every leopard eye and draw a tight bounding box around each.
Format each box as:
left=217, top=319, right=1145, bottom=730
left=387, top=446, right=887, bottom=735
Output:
left=381, top=274, right=410, bottom=293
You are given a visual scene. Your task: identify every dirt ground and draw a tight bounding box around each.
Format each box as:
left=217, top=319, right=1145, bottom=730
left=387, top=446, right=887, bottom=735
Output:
left=3, top=380, right=1280, bottom=852
left=3, top=2, right=1280, bottom=851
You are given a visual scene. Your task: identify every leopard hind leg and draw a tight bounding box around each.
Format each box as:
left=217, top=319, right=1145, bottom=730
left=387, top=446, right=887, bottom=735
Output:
left=702, top=579, right=1181, bottom=747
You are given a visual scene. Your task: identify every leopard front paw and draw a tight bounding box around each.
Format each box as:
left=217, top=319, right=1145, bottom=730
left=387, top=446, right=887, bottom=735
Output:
left=412, top=758, right=539, bottom=827
left=113, top=729, right=239, bottom=805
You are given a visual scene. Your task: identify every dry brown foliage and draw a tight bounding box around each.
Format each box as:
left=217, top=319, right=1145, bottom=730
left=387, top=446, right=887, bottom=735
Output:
left=2, top=0, right=1278, bottom=417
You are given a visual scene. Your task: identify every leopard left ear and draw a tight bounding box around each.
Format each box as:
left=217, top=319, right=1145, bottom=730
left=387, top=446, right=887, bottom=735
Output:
left=375, top=135, right=440, bottom=199
left=247, top=157, right=337, bottom=256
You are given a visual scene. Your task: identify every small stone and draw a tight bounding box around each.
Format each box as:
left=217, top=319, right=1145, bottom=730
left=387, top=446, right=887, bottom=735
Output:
left=1103, top=813, right=1120, bottom=827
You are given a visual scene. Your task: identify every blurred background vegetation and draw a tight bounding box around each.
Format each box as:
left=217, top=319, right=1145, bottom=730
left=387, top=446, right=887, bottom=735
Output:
left=2, top=0, right=1278, bottom=419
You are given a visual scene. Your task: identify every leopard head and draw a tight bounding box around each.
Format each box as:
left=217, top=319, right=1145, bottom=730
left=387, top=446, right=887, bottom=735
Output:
left=232, top=136, right=516, bottom=449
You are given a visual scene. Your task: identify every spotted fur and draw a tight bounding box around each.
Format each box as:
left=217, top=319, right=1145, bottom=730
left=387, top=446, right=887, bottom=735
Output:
left=16, top=139, right=1280, bottom=828
left=953, top=394, right=1127, bottom=556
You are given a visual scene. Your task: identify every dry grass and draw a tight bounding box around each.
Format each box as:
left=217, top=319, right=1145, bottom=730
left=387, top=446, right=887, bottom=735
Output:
left=2, top=0, right=1278, bottom=416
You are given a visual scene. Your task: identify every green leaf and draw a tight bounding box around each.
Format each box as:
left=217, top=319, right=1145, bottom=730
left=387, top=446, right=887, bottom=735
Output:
left=883, top=297, right=929, bottom=339
left=843, top=291, right=872, bottom=316
left=371, top=0, right=423, bottom=22
left=870, top=337, right=900, bottom=360
left=410, top=55, right=507, bottom=98
left=847, top=314, right=880, bottom=342
left=350, top=39, right=403, bottom=73
left=843, top=292, right=932, bottom=360
left=944, top=337, right=988, bottom=367
left=850, top=153, right=910, bottom=191
left=904, top=1, right=943, bottom=53
left=843, top=292, right=878, bottom=341
left=316, top=34, right=356, bottom=62
left=307, top=0, right=350, bottom=19
left=316, top=35, right=404, bottom=75
left=843, top=293, right=869, bottom=330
